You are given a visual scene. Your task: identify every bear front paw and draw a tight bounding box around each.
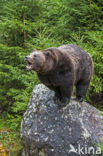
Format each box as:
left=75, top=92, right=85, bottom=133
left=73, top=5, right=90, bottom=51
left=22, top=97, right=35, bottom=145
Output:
left=54, top=96, right=70, bottom=108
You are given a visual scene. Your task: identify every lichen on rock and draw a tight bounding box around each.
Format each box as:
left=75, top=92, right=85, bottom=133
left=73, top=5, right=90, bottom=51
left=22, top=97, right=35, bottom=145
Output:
left=21, top=84, right=103, bottom=156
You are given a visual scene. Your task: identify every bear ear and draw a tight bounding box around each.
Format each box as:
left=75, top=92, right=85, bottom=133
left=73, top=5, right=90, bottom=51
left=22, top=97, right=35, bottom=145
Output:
left=44, top=50, right=51, bottom=56
left=33, top=48, right=36, bottom=52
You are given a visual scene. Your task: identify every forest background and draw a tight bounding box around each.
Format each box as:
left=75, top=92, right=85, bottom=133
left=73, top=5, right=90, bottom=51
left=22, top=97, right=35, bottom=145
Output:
left=0, top=0, right=103, bottom=155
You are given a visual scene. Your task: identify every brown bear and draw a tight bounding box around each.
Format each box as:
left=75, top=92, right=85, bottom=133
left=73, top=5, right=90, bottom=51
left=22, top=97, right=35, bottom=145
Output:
left=25, top=44, right=93, bottom=107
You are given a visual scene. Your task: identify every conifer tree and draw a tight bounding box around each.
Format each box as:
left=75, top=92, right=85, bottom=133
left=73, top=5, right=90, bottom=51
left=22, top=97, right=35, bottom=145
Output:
left=0, top=0, right=103, bottom=128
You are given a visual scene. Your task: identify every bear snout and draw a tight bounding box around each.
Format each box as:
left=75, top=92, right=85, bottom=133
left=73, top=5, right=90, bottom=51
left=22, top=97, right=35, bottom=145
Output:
left=25, top=56, right=29, bottom=61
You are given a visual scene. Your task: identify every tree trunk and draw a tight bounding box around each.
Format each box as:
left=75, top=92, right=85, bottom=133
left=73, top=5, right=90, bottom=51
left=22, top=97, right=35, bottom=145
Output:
left=22, top=0, right=26, bottom=46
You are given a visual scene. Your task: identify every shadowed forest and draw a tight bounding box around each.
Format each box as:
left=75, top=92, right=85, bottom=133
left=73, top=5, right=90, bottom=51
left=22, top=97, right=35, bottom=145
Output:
left=0, top=0, right=103, bottom=155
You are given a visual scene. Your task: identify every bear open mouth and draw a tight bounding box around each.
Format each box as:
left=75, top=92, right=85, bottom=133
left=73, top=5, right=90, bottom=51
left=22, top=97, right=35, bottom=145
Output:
left=26, top=60, right=33, bottom=70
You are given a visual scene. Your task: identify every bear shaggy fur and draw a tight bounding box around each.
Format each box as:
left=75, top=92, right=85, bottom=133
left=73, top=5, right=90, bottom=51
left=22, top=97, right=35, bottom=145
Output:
left=25, top=44, right=93, bottom=107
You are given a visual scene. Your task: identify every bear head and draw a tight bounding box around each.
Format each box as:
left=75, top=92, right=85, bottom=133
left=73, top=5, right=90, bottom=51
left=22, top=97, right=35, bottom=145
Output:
left=25, top=48, right=58, bottom=73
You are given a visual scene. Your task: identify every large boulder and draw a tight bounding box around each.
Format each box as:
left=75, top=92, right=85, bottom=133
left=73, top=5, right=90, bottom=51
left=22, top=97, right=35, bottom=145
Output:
left=21, top=84, right=103, bottom=156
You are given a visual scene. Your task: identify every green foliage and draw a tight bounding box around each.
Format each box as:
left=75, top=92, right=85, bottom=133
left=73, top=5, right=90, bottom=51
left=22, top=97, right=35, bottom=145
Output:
left=0, top=118, right=22, bottom=156
left=0, top=44, right=39, bottom=128
left=0, top=0, right=103, bottom=130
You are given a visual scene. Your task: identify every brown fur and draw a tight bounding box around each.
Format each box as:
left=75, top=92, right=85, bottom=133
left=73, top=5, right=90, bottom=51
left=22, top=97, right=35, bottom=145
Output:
left=25, top=44, right=93, bottom=107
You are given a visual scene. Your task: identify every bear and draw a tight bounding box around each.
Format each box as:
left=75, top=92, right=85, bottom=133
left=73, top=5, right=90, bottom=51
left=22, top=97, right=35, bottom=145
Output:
left=25, top=44, right=93, bottom=107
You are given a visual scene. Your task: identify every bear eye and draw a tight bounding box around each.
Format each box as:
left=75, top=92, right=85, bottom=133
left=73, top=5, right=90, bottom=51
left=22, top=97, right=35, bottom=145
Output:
left=34, top=55, right=37, bottom=58
left=45, top=51, right=50, bottom=56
